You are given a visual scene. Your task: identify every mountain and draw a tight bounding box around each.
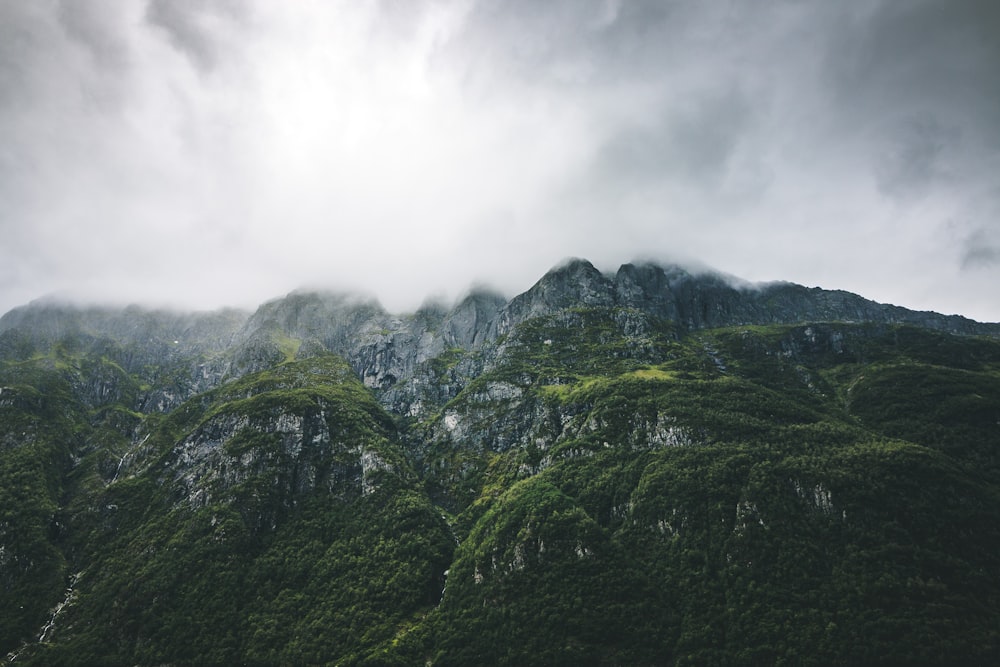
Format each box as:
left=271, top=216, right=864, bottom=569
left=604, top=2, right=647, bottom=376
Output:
left=2, top=259, right=999, bottom=666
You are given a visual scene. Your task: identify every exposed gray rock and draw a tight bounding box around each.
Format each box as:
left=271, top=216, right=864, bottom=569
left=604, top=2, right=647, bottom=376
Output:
left=161, top=400, right=395, bottom=529
left=440, top=289, right=506, bottom=349
left=498, top=259, right=615, bottom=335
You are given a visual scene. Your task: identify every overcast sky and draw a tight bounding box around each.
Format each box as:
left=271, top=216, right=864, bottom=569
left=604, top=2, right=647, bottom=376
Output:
left=2, top=0, right=998, bottom=321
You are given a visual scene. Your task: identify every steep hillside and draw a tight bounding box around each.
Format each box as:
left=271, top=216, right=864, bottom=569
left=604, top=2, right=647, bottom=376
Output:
left=3, top=354, right=454, bottom=666
left=417, top=319, right=1000, bottom=665
left=2, top=260, right=999, bottom=665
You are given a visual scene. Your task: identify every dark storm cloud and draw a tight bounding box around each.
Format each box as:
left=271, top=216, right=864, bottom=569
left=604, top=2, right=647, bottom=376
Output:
left=0, top=3, right=49, bottom=109
left=874, top=116, right=960, bottom=200
left=57, top=0, right=131, bottom=71
left=595, top=86, right=756, bottom=191
left=0, top=4, right=62, bottom=231
left=500, top=0, right=672, bottom=73
left=822, top=1, right=1000, bottom=184
left=145, top=0, right=244, bottom=72
left=962, top=234, right=1000, bottom=269
left=825, top=0, right=1000, bottom=120
left=958, top=190, right=1000, bottom=270
left=444, top=0, right=771, bottom=89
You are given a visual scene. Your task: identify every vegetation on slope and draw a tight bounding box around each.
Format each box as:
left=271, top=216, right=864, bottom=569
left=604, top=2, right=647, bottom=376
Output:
left=3, top=353, right=455, bottom=666
left=2, top=307, right=999, bottom=665
left=410, top=316, right=1000, bottom=665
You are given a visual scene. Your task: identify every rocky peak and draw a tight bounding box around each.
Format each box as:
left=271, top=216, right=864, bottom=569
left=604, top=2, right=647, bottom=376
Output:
left=239, top=290, right=389, bottom=349
left=498, top=258, right=615, bottom=334
left=614, top=261, right=688, bottom=322
left=440, top=289, right=506, bottom=349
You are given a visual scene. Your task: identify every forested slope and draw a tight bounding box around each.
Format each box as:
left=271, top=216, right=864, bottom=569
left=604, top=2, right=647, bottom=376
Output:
left=2, top=261, right=999, bottom=665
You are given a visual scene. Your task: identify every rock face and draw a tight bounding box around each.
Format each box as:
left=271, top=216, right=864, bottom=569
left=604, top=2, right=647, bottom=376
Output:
left=152, top=356, right=404, bottom=536
left=225, top=289, right=503, bottom=415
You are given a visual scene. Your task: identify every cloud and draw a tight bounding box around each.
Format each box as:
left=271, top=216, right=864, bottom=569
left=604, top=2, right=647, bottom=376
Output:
left=594, top=86, right=757, bottom=192
left=957, top=187, right=1000, bottom=270
left=874, top=115, right=960, bottom=200
left=0, top=1, right=998, bottom=322
left=145, top=0, right=246, bottom=72
left=57, top=0, right=132, bottom=72
left=962, top=230, right=1000, bottom=269
left=824, top=0, right=1000, bottom=119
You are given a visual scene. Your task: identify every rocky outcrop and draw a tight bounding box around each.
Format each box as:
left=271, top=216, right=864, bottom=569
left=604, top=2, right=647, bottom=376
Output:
left=164, top=403, right=390, bottom=522
left=497, top=259, right=615, bottom=334
left=226, top=289, right=505, bottom=417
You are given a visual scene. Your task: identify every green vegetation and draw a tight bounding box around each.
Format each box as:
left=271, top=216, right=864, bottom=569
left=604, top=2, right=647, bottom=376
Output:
left=3, top=352, right=454, bottom=666
left=412, top=317, right=1000, bottom=665
left=274, top=332, right=302, bottom=363
left=2, top=311, right=999, bottom=665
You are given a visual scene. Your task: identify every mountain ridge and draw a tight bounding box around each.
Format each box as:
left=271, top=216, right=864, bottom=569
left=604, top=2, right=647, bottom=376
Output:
left=4, top=257, right=996, bottom=413
left=3, top=257, right=996, bottom=426
left=4, top=257, right=997, bottom=359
